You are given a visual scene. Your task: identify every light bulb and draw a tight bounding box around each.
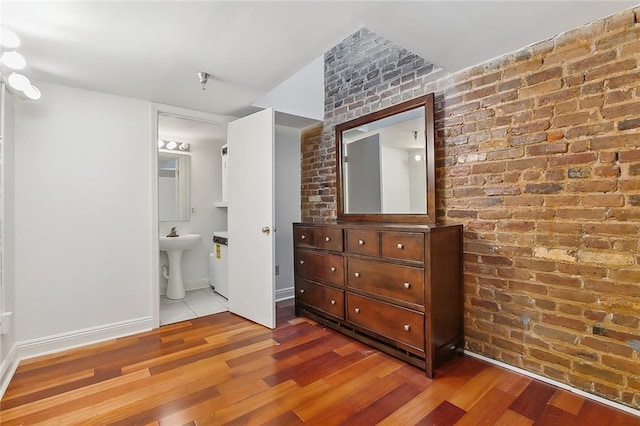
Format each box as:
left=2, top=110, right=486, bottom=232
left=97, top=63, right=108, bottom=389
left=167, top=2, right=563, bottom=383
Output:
left=0, top=27, right=20, bottom=49
left=166, top=141, right=177, bottom=150
left=158, top=139, right=165, bottom=149
left=0, top=51, right=26, bottom=70
left=23, top=85, right=41, bottom=100
left=414, top=154, right=422, bottom=162
left=179, top=142, right=189, bottom=151
left=8, top=73, right=30, bottom=91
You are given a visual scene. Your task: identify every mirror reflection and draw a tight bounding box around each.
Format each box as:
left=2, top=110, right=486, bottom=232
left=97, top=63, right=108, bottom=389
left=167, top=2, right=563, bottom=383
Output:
left=158, top=152, right=190, bottom=222
left=341, top=106, right=426, bottom=214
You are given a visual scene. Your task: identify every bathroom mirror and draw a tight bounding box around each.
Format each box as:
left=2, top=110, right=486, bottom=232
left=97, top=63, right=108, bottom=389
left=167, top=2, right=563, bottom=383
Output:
left=158, top=151, right=191, bottom=222
left=336, top=93, right=435, bottom=223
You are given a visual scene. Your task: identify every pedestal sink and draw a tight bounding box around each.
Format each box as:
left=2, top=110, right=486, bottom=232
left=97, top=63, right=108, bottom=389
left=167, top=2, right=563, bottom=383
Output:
left=159, top=234, right=201, bottom=299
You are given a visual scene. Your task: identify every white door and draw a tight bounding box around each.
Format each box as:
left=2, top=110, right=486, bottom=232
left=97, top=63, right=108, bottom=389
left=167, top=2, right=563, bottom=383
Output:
left=227, top=108, right=276, bottom=329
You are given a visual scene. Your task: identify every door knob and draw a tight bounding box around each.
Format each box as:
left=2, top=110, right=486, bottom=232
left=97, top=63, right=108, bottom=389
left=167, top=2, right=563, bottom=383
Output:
left=261, top=226, right=270, bottom=235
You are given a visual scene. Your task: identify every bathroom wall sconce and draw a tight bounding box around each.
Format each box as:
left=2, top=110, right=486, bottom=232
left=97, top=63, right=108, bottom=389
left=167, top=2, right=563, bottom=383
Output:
left=158, top=139, right=190, bottom=152
left=0, top=26, right=41, bottom=100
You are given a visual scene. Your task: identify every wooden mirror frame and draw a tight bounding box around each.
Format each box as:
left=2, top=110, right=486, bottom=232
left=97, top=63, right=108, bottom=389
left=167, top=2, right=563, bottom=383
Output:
left=335, top=93, right=436, bottom=223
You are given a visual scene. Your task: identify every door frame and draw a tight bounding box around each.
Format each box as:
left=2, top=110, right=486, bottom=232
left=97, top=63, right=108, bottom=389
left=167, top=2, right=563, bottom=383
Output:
left=149, top=103, right=234, bottom=328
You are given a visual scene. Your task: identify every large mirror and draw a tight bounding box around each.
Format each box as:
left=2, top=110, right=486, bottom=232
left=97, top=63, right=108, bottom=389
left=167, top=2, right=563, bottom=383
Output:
left=336, top=93, right=435, bottom=223
left=158, top=151, right=191, bottom=222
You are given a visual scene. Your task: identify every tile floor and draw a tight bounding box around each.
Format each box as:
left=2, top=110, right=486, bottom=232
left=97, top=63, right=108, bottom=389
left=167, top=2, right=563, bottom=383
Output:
left=160, top=287, right=229, bottom=326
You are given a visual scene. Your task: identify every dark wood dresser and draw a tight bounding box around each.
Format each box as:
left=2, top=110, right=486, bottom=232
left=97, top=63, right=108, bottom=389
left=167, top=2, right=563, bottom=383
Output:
left=293, top=221, right=463, bottom=378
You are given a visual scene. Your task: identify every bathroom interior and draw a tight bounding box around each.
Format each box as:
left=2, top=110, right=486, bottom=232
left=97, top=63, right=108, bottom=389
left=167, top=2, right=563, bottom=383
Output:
left=157, top=113, right=229, bottom=325
left=157, top=111, right=305, bottom=326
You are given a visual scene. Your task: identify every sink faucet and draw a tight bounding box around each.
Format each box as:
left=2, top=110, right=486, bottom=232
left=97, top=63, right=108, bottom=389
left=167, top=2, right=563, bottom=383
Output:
left=166, top=227, right=179, bottom=237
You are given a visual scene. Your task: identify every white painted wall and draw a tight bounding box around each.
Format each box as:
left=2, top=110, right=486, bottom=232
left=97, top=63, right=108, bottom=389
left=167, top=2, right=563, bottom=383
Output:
left=13, top=82, right=153, bottom=342
left=275, top=125, right=301, bottom=297
left=1, top=88, right=17, bottom=363
left=381, top=146, right=411, bottom=213
left=253, top=56, right=324, bottom=121
left=409, top=148, right=426, bottom=212
left=158, top=137, right=227, bottom=293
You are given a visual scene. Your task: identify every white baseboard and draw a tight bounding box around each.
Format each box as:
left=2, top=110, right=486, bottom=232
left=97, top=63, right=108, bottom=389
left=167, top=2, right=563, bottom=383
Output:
left=0, top=343, right=19, bottom=399
left=275, top=286, right=294, bottom=302
left=0, top=316, right=152, bottom=400
left=17, top=316, right=153, bottom=361
left=465, top=351, right=640, bottom=417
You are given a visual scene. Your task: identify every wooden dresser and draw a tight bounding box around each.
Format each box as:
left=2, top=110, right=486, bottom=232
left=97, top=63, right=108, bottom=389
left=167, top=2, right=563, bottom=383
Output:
left=293, top=221, right=463, bottom=377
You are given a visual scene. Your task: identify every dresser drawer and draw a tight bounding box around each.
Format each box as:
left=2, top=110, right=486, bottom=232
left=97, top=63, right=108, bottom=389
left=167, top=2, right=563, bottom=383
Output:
left=294, top=227, right=315, bottom=248
left=346, top=229, right=379, bottom=256
left=295, top=250, right=344, bottom=286
left=297, top=279, right=344, bottom=319
left=347, top=258, right=424, bottom=306
left=381, top=231, right=424, bottom=262
left=346, top=293, right=425, bottom=351
left=315, top=227, right=344, bottom=252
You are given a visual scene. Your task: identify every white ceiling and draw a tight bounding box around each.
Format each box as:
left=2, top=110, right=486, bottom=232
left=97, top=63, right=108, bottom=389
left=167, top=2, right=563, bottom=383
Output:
left=2, top=1, right=637, bottom=121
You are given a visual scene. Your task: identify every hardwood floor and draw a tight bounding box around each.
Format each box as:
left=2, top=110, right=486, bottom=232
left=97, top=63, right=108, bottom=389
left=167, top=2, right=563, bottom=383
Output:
left=1, top=299, right=638, bottom=425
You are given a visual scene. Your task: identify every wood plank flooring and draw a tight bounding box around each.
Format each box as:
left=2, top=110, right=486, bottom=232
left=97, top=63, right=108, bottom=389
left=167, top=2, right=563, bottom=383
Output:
left=1, top=299, right=638, bottom=425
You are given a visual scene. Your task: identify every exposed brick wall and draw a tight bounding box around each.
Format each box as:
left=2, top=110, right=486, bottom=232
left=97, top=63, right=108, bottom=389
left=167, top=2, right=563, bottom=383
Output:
left=301, top=7, right=640, bottom=409
left=440, top=9, right=640, bottom=408
left=300, top=123, right=324, bottom=219
left=301, top=28, right=441, bottom=222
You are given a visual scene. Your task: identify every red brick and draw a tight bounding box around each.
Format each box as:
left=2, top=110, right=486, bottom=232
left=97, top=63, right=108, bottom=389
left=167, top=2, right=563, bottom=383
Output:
left=554, top=112, right=593, bottom=128
left=533, top=324, right=579, bottom=344
left=582, top=336, right=634, bottom=358
left=548, top=152, right=597, bottom=166
left=601, top=101, right=640, bottom=119
left=581, top=194, right=624, bottom=207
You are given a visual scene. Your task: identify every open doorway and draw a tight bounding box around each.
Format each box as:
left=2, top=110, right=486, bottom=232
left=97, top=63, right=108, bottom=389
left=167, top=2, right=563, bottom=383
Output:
left=155, top=112, right=230, bottom=325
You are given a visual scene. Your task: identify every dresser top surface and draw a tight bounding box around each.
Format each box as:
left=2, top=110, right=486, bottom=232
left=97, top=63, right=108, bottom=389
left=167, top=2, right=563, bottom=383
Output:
left=294, top=221, right=461, bottom=232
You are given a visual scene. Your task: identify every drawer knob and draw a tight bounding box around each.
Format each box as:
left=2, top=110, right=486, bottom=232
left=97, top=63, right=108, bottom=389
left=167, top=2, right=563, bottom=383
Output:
left=330, top=299, right=336, bottom=305
left=299, top=289, right=305, bottom=294
left=330, top=267, right=336, bottom=272
left=397, top=243, right=404, bottom=249
left=358, top=239, right=365, bottom=245
left=325, top=236, right=331, bottom=242
left=403, top=324, right=411, bottom=332
left=354, top=272, right=360, bottom=278
left=301, top=234, right=306, bottom=240
left=299, top=260, right=305, bottom=265
left=354, top=308, right=360, bottom=314
left=404, top=282, right=411, bottom=289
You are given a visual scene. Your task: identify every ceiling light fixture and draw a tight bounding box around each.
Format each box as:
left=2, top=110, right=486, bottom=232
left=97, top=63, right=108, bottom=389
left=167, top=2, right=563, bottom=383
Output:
left=197, top=72, right=209, bottom=90
left=166, top=141, right=177, bottom=150
left=0, top=27, right=20, bottom=49
left=7, top=72, right=30, bottom=91
left=0, top=51, right=26, bottom=70
left=23, top=84, right=41, bottom=100
left=1, top=26, right=41, bottom=101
